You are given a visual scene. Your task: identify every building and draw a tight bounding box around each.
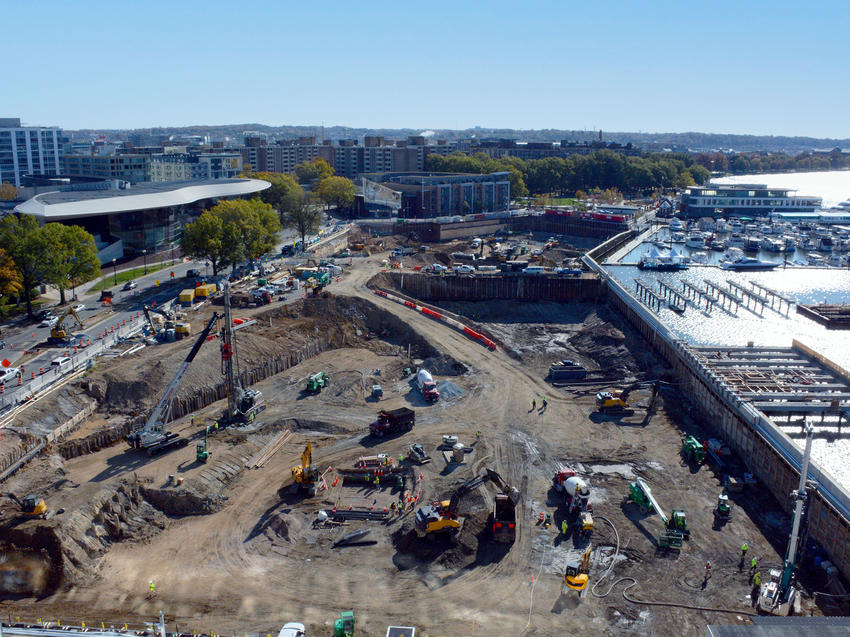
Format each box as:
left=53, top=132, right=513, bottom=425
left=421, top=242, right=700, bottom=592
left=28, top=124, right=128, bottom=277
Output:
left=149, top=153, right=242, bottom=182
left=680, top=183, right=823, bottom=218
left=0, top=117, right=63, bottom=188
left=360, top=171, right=510, bottom=218
left=63, top=154, right=150, bottom=184
left=15, top=178, right=269, bottom=261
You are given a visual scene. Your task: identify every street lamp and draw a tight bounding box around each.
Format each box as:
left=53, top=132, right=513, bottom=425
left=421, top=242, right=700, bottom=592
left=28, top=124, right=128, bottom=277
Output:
left=112, top=259, right=117, bottom=285
left=142, top=249, right=147, bottom=274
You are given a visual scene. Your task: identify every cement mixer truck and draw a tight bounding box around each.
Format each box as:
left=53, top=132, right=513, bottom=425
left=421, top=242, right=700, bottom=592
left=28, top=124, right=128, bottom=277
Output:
left=553, top=469, right=591, bottom=514
left=416, top=368, right=440, bottom=402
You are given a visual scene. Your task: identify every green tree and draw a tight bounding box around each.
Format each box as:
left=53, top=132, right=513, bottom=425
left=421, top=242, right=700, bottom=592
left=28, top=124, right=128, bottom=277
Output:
left=182, top=211, right=234, bottom=276
left=281, top=191, right=322, bottom=250
left=0, top=214, right=46, bottom=318
left=40, top=223, right=101, bottom=304
left=245, top=171, right=303, bottom=213
left=316, top=176, right=356, bottom=210
left=294, top=158, right=334, bottom=183
left=0, top=182, right=18, bottom=202
left=216, top=199, right=281, bottom=262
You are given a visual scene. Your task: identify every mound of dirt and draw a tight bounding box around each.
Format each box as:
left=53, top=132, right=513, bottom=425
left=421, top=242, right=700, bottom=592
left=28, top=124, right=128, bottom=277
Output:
left=420, top=354, right=468, bottom=376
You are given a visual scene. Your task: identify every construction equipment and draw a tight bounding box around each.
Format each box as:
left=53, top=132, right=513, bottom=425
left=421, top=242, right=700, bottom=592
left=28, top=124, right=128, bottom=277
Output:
left=682, top=435, right=706, bottom=464
left=126, top=313, right=220, bottom=455
left=595, top=382, right=641, bottom=412
left=220, top=282, right=265, bottom=425
left=416, top=368, right=440, bottom=402
left=757, top=423, right=814, bottom=616
left=552, top=469, right=592, bottom=514
left=415, top=468, right=518, bottom=538
left=306, top=371, right=329, bottom=393
left=627, top=479, right=690, bottom=543
left=564, top=545, right=592, bottom=591
left=371, top=384, right=383, bottom=399
left=290, top=441, right=320, bottom=496
left=143, top=305, right=177, bottom=340
left=48, top=306, right=84, bottom=343
left=492, top=491, right=518, bottom=543
left=196, top=426, right=212, bottom=463
left=407, top=443, right=431, bottom=464
left=332, top=611, right=355, bottom=637
left=715, top=489, right=732, bottom=521
left=370, top=407, right=415, bottom=437
left=7, top=493, right=47, bottom=518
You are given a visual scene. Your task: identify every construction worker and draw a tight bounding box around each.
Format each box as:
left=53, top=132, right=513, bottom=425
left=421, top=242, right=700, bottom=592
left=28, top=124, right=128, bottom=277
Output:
left=148, top=580, right=156, bottom=597
left=751, top=556, right=758, bottom=574
left=561, top=520, right=568, bottom=536
left=704, top=561, right=712, bottom=580
left=542, top=398, right=548, bottom=411
left=753, top=571, right=761, bottom=588
left=191, top=414, right=195, bottom=426
left=476, top=430, right=481, bottom=441
left=374, top=475, right=380, bottom=487
left=741, top=543, right=749, bottom=558
left=531, top=398, right=536, bottom=411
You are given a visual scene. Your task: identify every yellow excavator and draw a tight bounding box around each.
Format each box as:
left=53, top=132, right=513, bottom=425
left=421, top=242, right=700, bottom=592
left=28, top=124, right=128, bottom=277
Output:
left=290, top=442, right=320, bottom=496
left=595, top=382, right=643, bottom=412
left=48, top=306, right=84, bottom=344
left=564, top=545, right=592, bottom=591
left=7, top=493, right=48, bottom=518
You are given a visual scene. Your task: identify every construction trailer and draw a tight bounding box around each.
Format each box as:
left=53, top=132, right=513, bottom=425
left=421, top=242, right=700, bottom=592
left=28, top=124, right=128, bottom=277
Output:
left=126, top=313, right=221, bottom=455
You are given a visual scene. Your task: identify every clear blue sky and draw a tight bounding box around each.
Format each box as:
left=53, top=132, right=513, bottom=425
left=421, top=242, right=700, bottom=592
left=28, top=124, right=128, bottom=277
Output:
left=6, top=0, right=849, bottom=137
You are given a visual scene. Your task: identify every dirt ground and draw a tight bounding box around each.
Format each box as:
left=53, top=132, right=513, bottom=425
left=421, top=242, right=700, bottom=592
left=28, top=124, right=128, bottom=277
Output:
left=0, top=254, right=817, bottom=636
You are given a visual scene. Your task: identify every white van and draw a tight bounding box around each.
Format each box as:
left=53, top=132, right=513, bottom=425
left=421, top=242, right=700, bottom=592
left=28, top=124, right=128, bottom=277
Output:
left=51, top=356, right=73, bottom=372
left=522, top=266, right=545, bottom=275
left=0, top=367, right=20, bottom=384
left=470, top=238, right=482, bottom=249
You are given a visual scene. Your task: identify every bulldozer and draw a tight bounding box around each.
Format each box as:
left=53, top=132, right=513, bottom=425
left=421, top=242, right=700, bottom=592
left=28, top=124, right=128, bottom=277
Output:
left=48, top=306, right=84, bottom=344
left=595, top=382, right=642, bottom=412
left=7, top=493, right=48, bottom=518
left=564, top=545, right=592, bottom=592
left=291, top=442, right=320, bottom=496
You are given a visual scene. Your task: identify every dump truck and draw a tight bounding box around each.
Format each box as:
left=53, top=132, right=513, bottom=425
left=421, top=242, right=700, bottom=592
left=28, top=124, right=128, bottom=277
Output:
left=416, top=368, right=440, bottom=402
left=493, top=492, right=517, bottom=543
left=369, top=407, right=415, bottom=437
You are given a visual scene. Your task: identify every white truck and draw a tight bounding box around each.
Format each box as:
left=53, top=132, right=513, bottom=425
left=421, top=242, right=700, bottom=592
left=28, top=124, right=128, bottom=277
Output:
left=416, top=368, right=440, bottom=402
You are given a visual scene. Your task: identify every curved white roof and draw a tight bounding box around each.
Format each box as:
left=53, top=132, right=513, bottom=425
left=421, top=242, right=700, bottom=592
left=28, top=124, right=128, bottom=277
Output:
left=15, top=178, right=270, bottom=219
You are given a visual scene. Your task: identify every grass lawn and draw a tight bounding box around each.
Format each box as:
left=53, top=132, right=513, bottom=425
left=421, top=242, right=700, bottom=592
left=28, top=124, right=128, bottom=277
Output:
left=89, top=261, right=175, bottom=292
left=551, top=197, right=579, bottom=206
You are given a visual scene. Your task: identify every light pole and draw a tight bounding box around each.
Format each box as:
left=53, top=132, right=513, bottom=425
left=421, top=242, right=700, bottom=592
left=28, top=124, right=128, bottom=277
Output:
left=112, top=259, right=117, bottom=285
left=142, top=249, right=147, bottom=274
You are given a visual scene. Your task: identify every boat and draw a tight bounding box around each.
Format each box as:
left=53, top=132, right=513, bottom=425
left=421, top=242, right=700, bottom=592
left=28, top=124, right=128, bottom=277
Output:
left=801, top=238, right=819, bottom=251
left=715, top=219, right=730, bottom=233
left=669, top=218, right=685, bottom=232
left=729, top=220, right=744, bottom=233
left=724, top=247, right=744, bottom=261
left=761, top=237, right=785, bottom=252
left=807, top=253, right=827, bottom=266
left=819, top=236, right=834, bottom=252
left=690, top=251, right=709, bottom=264
left=685, top=232, right=706, bottom=249
left=637, top=256, right=688, bottom=271
left=710, top=239, right=727, bottom=251
left=828, top=254, right=846, bottom=267
left=728, top=233, right=745, bottom=248
left=671, top=232, right=686, bottom=243
left=743, top=236, right=762, bottom=252
left=782, top=235, right=797, bottom=250
left=720, top=256, right=780, bottom=271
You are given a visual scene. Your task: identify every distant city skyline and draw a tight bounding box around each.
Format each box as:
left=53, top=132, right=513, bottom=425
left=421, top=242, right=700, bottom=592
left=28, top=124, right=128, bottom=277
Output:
left=6, top=1, right=849, bottom=137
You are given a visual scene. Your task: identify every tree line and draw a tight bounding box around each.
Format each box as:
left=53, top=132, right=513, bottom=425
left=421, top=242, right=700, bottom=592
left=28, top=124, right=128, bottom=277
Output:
left=425, top=150, right=711, bottom=197
left=693, top=149, right=850, bottom=175
left=0, top=216, right=101, bottom=318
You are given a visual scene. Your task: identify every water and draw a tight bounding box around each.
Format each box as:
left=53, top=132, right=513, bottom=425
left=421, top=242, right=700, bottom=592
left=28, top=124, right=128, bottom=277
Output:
left=605, top=238, right=850, bottom=488
left=713, top=170, right=850, bottom=208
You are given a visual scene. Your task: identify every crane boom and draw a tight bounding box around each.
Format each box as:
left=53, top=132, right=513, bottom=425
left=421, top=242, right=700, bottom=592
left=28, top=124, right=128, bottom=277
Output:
left=219, top=281, right=265, bottom=425
left=127, top=312, right=220, bottom=450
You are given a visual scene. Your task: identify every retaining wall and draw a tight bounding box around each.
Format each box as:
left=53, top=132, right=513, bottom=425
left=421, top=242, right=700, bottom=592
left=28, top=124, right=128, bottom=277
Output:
left=378, top=271, right=604, bottom=303
left=585, top=235, right=850, bottom=580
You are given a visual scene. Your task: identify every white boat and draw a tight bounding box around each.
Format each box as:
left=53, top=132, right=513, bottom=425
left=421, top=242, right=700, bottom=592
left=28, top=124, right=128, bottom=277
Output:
left=819, top=236, right=834, bottom=252
left=720, top=256, right=779, bottom=271
left=761, top=237, right=785, bottom=252
left=690, top=251, right=709, bottom=264
left=782, top=235, right=797, bottom=250
left=724, top=247, right=744, bottom=261
left=728, top=233, right=746, bottom=248
left=715, top=219, right=730, bottom=233
left=671, top=232, right=686, bottom=243
left=685, top=232, right=706, bottom=249
left=807, top=253, right=827, bottom=266
left=729, top=220, right=744, bottom=233
left=669, top=219, right=684, bottom=232
left=801, top=238, right=819, bottom=251
left=743, top=236, right=762, bottom=252
left=828, top=254, right=846, bottom=267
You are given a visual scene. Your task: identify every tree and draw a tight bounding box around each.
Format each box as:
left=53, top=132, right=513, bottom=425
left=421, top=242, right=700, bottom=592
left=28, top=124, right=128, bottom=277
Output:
left=0, top=182, right=18, bottom=202
left=244, top=171, right=302, bottom=213
left=40, top=223, right=100, bottom=304
left=181, top=211, right=232, bottom=276
left=216, top=199, right=281, bottom=262
left=316, top=176, right=356, bottom=210
left=0, top=248, right=21, bottom=297
left=294, top=158, right=334, bottom=184
left=0, top=214, right=45, bottom=318
left=281, top=191, right=322, bottom=249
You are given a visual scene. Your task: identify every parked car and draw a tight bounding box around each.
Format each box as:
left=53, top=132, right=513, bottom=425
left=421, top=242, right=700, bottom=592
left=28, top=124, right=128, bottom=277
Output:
left=186, top=268, right=200, bottom=278
left=72, top=303, right=86, bottom=313
left=432, top=264, right=448, bottom=273
left=532, top=248, right=544, bottom=256
left=277, top=623, right=305, bottom=637
left=37, top=309, right=55, bottom=320
left=453, top=264, right=476, bottom=274
left=122, top=281, right=138, bottom=291
left=40, top=316, right=59, bottom=328
left=522, top=266, right=545, bottom=275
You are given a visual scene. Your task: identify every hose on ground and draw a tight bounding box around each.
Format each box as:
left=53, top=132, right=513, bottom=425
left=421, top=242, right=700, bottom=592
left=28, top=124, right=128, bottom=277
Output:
left=591, top=514, right=758, bottom=617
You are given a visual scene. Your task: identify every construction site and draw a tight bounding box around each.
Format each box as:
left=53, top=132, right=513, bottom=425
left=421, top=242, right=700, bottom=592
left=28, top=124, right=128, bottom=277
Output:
left=0, top=229, right=848, bottom=637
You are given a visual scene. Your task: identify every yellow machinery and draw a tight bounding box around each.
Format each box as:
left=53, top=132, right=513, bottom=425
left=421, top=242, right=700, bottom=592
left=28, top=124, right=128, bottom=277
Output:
left=291, top=442, right=320, bottom=496
left=565, top=545, right=592, bottom=591
left=595, top=382, right=643, bottom=412
left=580, top=511, right=594, bottom=536
left=7, top=493, right=48, bottom=518
left=48, top=307, right=83, bottom=343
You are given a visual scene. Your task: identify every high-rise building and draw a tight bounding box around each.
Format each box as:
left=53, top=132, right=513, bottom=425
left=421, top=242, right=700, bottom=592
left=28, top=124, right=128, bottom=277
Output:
left=0, top=117, right=63, bottom=188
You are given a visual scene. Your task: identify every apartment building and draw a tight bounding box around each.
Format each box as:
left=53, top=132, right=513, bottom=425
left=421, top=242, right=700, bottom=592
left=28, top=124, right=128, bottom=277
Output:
left=0, top=117, right=63, bottom=188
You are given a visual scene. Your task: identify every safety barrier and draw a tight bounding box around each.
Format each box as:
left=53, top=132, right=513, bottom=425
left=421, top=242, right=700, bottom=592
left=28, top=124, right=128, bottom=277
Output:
left=374, top=289, right=497, bottom=350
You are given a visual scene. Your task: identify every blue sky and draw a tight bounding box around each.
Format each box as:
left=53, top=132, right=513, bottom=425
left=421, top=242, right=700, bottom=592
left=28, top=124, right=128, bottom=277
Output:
left=6, top=0, right=849, bottom=137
